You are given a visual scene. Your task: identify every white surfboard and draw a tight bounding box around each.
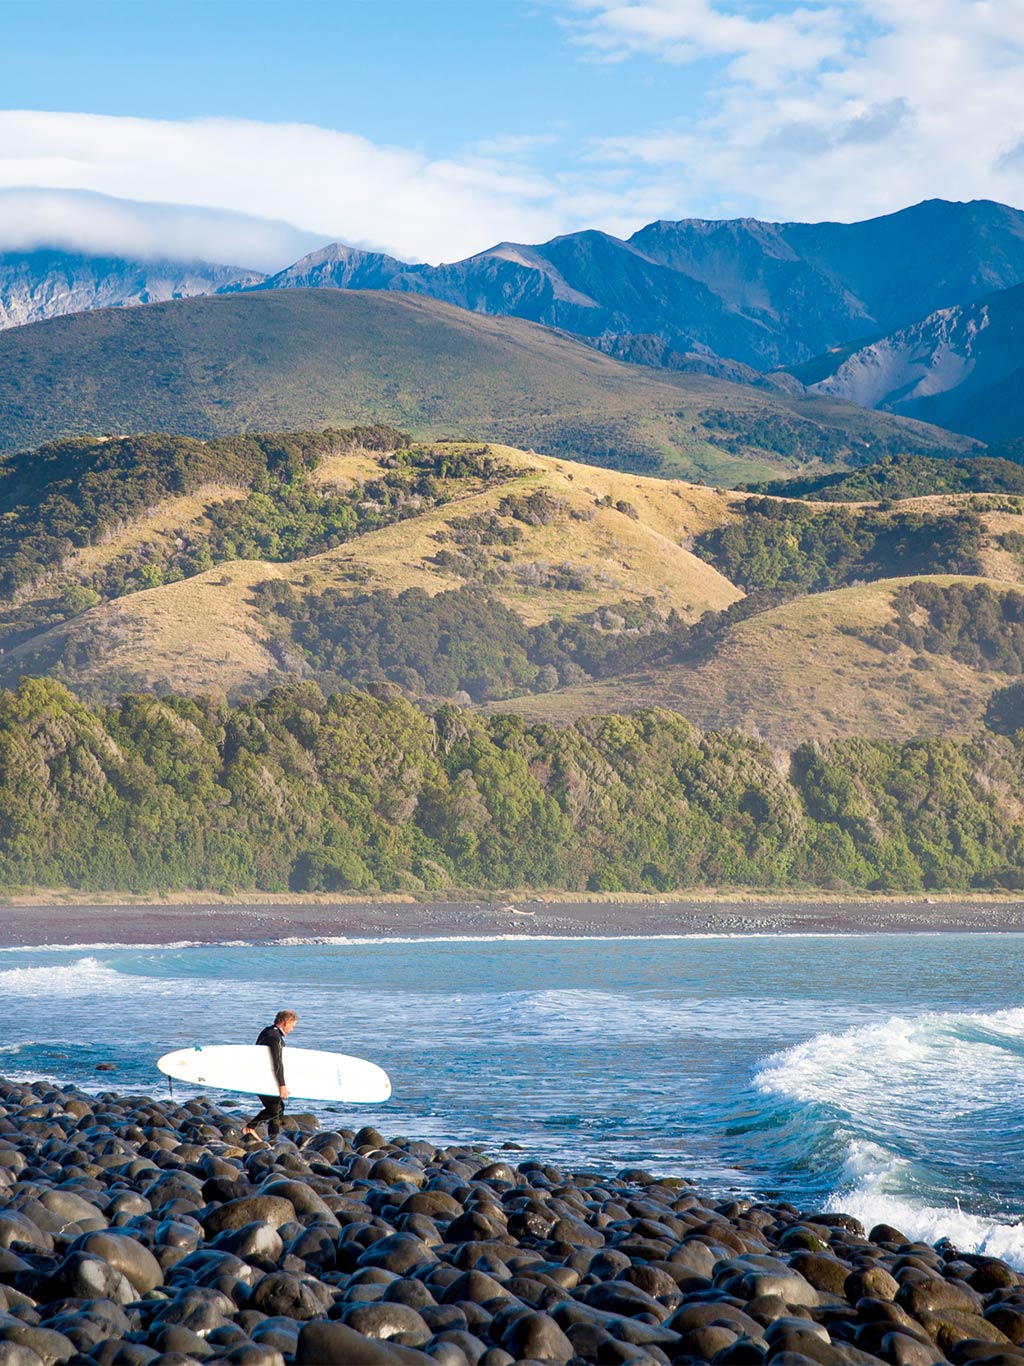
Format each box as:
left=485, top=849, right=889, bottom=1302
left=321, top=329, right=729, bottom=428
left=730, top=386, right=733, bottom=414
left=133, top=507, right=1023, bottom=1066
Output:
left=157, top=1044, right=392, bottom=1103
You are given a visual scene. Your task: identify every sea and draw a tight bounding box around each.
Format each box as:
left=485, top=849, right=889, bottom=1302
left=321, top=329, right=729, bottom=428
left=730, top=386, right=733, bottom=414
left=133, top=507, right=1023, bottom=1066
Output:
left=2, top=931, right=1023, bottom=1265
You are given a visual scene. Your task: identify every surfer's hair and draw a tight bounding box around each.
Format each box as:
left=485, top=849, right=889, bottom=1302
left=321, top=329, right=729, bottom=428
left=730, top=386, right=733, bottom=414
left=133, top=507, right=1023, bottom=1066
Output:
left=274, top=1010, right=298, bottom=1026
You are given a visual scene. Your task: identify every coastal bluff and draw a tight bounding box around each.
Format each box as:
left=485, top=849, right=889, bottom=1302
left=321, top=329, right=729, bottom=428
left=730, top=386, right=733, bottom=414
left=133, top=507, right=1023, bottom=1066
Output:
left=0, top=1077, right=1021, bottom=1365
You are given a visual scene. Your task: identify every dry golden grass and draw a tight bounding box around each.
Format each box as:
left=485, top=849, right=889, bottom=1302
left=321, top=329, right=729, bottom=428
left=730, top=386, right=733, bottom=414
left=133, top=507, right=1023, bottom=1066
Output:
left=489, top=574, right=1020, bottom=746
left=308, top=451, right=384, bottom=490
left=16, top=444, right=741, bottom=697
left=58, top=484, right=248, bottom=577
left=295, top=446, right=740, bottom=624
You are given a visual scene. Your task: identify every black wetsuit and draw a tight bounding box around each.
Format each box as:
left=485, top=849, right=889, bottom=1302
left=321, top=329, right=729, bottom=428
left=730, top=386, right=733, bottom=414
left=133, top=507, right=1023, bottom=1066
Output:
left=247, top=1024, right=287, bottom=1137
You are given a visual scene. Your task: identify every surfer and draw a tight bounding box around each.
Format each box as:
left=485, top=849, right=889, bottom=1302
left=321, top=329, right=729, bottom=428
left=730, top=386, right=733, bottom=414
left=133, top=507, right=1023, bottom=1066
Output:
left=241, top=1010, right=298, bottom=1141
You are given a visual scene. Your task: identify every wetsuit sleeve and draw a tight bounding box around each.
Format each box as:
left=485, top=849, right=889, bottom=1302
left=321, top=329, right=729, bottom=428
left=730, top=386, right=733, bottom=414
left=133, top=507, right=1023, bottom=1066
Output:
left=257, top=1026, right=287, bottom=1089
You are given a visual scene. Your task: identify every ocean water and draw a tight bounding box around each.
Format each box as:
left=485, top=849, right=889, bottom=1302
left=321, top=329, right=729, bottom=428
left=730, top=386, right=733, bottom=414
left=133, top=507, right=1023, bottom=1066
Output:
left=2, top=931, right=1023, bottom=1264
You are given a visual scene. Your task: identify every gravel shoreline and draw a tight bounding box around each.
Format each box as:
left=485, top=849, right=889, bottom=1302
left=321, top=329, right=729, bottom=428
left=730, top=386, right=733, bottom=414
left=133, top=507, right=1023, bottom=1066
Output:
left=0, top=1077, right=1022, bottom=1364
left=3, top=898, right=1024, bottom=947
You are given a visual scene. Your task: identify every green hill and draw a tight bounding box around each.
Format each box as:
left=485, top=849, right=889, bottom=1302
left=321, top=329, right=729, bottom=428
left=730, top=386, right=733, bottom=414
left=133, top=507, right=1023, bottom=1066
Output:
left=0, top=289, right=976, bottom=482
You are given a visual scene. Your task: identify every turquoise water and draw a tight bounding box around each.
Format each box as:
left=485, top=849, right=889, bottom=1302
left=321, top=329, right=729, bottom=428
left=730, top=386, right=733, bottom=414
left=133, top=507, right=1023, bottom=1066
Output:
left=2, top=932, right=1023, bottom=1262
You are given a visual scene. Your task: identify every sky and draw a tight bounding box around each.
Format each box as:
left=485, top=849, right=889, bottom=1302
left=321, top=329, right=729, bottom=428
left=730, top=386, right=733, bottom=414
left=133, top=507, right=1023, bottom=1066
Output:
left=2, top=0, right=1024, bottom=268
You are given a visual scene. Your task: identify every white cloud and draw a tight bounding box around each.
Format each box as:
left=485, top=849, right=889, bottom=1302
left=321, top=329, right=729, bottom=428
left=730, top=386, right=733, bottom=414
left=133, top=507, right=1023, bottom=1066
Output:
left=0, top=111, right=641, bottom=264
left=0, top=187, right=325, bottom=271
left=572, top=0, right=1024, bottom=222
left=568, top=0, right=846, bottom=87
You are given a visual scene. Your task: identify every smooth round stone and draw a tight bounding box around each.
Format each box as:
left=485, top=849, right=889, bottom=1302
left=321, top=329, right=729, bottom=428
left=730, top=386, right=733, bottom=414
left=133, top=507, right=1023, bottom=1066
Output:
left=211, top=1222, right=284, bottom=1263
left=440, top=1271, right=515, bottom=1307
left=419, top=1305, right=468, bottom=1335
left=0, top=1212, right=51, bottom=1253
left=38, top=1189, right=107, bottom=1229
left=472, top=1165, right=516, bottom=1187
left=249, top=1273, right=324, bottom=1321
left=151, top=1288, right=234, bottom=1335
left=258, top=1180, right=339, bottom=1224
left=499, top=1310, right=573, bottom=1363
left=881, top=1330, right=947, bottom=1366
left=897, top=1275, right=983, bottom=1316
left=344, top=1302, right=432, bottom=1346
left=846, top=1266, right=900, bottom=1302
left=0, top=1323, right=76, bottom=1366
left=213, top=1348, right=285, bottom=1366
left=48, top=1251, right=135, bottom=1305
left=357, top=1234, right=438, bottom=1276
left=296, top=1320, right=432, bottom=1363
left=154, top=1324, right=215, bottom=1359
left=738, top=1269, right=820, bottom=1307
left=787, top=1252, right=851, bottom=1296
left=400, top=1192, right=463, bottom=1221
left=70, top=1230, right=163, bottom=1293
left=202, top=1197, right=296, bottom=1237
left=382, top=1279, right=437, bottom=1311
left=674, top=1324, right=741, bottom=1358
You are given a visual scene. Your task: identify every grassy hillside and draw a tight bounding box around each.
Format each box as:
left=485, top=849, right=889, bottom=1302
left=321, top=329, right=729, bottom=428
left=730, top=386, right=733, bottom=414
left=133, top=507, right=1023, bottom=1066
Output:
left=0, top=438, right=740, bottom=699
left=488, top=576, right=1024, bottom=745
left=6, top=428, right=1024, bottom=743
left=0, top=289, right=976, bottom=481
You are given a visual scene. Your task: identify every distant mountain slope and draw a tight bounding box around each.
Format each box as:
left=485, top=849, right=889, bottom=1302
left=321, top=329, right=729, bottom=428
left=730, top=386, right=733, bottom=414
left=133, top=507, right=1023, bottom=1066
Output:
left=0, top=248, right=263, bottom=328
left=256, top=199, right=1024, bottom=370
left=0, top=289, right=973, bottom=478
left=797, top=282, right=1024, bottom=442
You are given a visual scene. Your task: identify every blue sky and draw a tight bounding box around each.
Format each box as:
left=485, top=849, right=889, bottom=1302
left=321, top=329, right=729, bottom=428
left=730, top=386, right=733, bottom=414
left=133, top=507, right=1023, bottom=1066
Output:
left=1, top=1, right=1023, bottom=266
left=1, top=2, right=695, bottom=159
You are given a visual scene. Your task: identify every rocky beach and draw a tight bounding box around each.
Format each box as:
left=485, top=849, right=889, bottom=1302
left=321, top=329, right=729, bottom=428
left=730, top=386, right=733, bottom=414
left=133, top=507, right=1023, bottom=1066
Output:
left=3, top=898, right=1024, bottom=949
left=0, top=1076, right=1022, bottom=1366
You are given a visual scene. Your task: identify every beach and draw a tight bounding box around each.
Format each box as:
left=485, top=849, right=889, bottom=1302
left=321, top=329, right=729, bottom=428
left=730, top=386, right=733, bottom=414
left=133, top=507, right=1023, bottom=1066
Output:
left=1, top=1074, right=1023, bottom=1365
left=2, top=894, right=1024, bottom=948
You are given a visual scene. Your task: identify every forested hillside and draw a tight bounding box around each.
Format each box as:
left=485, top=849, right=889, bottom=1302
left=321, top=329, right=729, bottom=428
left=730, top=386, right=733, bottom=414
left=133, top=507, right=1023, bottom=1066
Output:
left=2, top=677, right=1022, bottom=894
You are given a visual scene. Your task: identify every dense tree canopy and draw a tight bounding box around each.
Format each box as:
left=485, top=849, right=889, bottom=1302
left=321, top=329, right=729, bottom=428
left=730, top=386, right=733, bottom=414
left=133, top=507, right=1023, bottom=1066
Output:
left=745, top=454, right=1024, bottom=502
left=1, top=677, right=1022, bottom=894
left=692, top=497, right=982, bottom=593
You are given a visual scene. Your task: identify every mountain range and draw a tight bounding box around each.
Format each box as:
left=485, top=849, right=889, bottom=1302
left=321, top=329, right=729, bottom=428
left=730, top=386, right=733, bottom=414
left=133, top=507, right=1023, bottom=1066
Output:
left=251, top=198, right=1024, bottom=374
left=4, top=197, right=1024, bottom=443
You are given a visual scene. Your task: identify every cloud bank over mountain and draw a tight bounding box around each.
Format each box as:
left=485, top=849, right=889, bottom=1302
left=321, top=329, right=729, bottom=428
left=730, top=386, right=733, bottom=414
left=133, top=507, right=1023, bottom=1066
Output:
left=0, top=188, right=325, bottom=272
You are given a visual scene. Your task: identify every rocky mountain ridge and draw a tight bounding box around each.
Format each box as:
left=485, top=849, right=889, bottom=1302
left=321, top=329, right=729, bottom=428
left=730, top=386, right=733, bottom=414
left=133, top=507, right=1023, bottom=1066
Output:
left=0, top=248, right=262, bottom=329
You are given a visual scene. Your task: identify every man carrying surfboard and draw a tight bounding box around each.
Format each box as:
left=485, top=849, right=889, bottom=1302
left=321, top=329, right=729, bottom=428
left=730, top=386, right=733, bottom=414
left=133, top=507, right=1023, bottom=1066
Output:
left=241, top=1010, right=298, bottom=1141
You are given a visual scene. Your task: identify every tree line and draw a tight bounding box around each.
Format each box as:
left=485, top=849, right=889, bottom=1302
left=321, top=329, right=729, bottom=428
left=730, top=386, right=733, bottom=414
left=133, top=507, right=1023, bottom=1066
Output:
left=1, top=677, right=1022, bottom=895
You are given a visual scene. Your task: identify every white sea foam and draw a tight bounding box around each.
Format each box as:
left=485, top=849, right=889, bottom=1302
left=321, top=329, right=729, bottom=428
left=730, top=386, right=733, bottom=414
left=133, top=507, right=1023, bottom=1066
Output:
left=757, top=1006, right=1024, bottom=1265
left=827, top=1138, right=1024, bottom=1268
left=756, top=1007, right=1024, bottom=1124
left=0, top=930, right=959, bottom=954
left=0, top=956, right=131, bottom=996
